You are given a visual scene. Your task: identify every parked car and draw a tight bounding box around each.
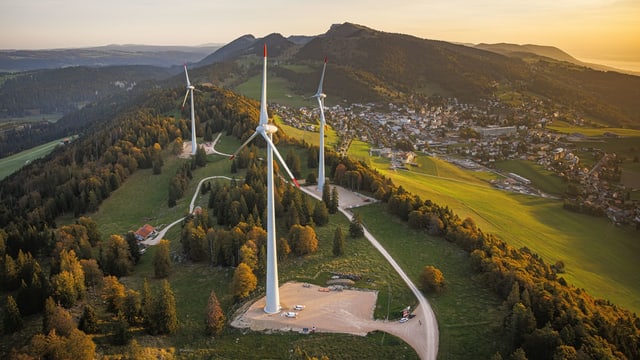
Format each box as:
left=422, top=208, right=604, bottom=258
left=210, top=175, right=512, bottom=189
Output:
left=399, top=317, right=408, bottom=323
left=294, top=305, right=306, bottom=311
left=283, top=312, right=298, bottom=318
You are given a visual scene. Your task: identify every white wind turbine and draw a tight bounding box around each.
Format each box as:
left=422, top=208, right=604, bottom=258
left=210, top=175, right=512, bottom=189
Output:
left=230, top=44, right=299, bottom=314
left=312, top=57, right=327, bottom=192
left=181, top=64, right=197, bottom=155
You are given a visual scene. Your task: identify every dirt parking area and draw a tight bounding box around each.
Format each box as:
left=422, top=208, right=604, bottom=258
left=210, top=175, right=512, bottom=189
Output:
left=231, top=282, right=429, bottom=358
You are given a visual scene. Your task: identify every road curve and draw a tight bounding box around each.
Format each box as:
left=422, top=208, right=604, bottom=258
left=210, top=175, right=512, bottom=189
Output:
left=142, top=172, right=439, bottom=359
left=300, top=186, right=439, bottom=360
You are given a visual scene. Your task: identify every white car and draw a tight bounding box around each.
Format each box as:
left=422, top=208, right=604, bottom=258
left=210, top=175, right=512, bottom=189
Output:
left=293, top=305, right=306, bottom=311
left=399, top=317, right=409, bottom=323
left=283, top=312, right=298, bottom=318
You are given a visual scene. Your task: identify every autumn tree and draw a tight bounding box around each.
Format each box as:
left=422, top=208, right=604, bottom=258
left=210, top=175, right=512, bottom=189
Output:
left=102, top=275, right=126, bottom=314
left=102, top=234, right=134, bottom=277
left=288, top=224, right=318, bottom=256
left=153, top=239, right=172, bottom=278
left=147, top=280, right=178, bottom=335
left=419, top=265, right=446, bottom=293
left=231, top=262, right=257, bottom=299
left=43, top=297, right=76, bottom=337
left=239, top=240, right=258, bottom=271
left=204, top=290, right=225, bottom=336
left=332, top=226, right=345, bottom=256
left=3, top=295, right=22, bottom=332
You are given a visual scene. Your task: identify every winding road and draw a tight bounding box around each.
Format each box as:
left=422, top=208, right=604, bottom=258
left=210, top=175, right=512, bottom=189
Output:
left=142, top=135, right=439, bottom=359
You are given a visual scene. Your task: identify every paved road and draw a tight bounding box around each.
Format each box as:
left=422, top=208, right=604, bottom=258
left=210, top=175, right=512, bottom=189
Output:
left=301, top=186, right=439, bottom=360
left=140, top=167, right=439, bottom=359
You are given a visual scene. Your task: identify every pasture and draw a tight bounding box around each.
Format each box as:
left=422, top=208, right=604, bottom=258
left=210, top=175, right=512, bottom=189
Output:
left=0, top=138, right=66, bottom=180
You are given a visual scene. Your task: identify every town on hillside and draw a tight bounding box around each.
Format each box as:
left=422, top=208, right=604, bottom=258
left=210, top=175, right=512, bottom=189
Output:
left=275, top=96, right=640, bottom=228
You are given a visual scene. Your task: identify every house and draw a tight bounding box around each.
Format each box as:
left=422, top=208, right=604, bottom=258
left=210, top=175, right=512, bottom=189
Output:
left=135, top=224, right=156, bottom=241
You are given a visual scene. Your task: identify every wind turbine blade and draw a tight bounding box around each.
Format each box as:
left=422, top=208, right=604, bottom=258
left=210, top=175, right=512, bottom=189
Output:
left=316, top=57, right=327, bottom=95
left=229, top=131, right=259, bottom=160
left=181, top=90, right=189, bottom=109
left=183, top=64, right=191, bottom=86
left=261, top=133, right=300, bottom=187
left=259, top=44, right=269, bottom=126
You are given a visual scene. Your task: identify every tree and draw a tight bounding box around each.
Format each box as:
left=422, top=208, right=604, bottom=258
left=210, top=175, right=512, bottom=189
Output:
left=231, top=262, right=257, bottom=299
left=288, top=224, right=319, bottom=256
left=313, top=202, right=330, bottom=226
left=332, top=226, right=345, bottom=256
left=153, top=239, right=172, bottom=278
left=204, top=290, right=225, bottom=336
left=78, top=304, right=99, bottom=334
left=322, top=182, right=331, bottom=208
left=123, top=289, right=141, bottom=325
left=102, top=234, right=134, bottom=277
left=239, top=240, right=258, bottom=271
left=305, top=171, right=317, bottom=185
left=419, top=265, right=446, bottom=293
left=329, top=186, right=339, bottom=214
left=43, top=299, right=75, bottom=337
left=286, top=149, right=302, bottom=178
left=102, top=275, right=126, bottom=314
left=150, top=280, right=178, bottom=335
left=349, top=213, right=364, bottom=238
left=124, top=231, right=141, bottom=265
left=80, top=258, right=103, bottom=290
left=195, top=146, right=207, bottom=167
left=112, top=312, right=132, bottom=345
left=3, top=295, right=22, bottom=332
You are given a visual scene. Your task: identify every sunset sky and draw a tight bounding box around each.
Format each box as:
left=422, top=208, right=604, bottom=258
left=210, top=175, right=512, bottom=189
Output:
left=1, top=0, right=639, bottom=71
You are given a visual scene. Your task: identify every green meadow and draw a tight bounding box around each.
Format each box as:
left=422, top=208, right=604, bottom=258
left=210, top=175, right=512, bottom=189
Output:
left=0, top=138, right=66, bottom=180
left=91, top=138, right=423, bottom=358
left=235, top=74, right=310, bottom=108
left=347, top=141, right=640, bottom=314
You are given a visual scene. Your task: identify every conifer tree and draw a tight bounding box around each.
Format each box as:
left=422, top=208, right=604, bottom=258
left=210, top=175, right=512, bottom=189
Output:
left=332, top=226, right=345, bottom=257
left=3, top=295, right=22, bottom=332
left=313, top=201, right=330, bottom=226
left=204, top=290, right=225, bottom=336
left=78, top=304, right=99, bottom=334
left=349, top=213, right=364, bottom=238
left=153, top=239, right=172, bottom=278
left=329, top=186, right=339, bottom=214
left=152, top=280, right=178, bottom=335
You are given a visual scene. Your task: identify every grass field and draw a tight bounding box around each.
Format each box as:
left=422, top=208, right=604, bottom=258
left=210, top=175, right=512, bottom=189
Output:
left=274, top=116, right=340, bottom=151
left=494, top=159, right=566, bottom=196
left=349, top=142, right=640, bottom=314
left=354, top=204, right=505, bottom=359
left=91, top=141, right=420, bottom=358
left=547, top=120, right=640, bottom=137
left=235, top=75, right=309, bottom=108
left=0, top=138, right=67, bottom=180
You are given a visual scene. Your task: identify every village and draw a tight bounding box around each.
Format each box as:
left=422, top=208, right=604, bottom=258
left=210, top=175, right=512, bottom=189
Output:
left=274, top=96, right=640, bottom=228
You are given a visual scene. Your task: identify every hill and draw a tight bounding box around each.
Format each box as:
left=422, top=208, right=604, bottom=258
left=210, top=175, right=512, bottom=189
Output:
left=474, top=43, right=640, bottom=76
left=0, top=44, right=220, bottom=72
left=190, top=22, right=640, bottom=128
left=0, top=65, right=177, bottom=157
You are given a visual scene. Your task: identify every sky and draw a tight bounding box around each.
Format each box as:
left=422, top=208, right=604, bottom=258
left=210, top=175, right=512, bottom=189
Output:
left=1, top=0, right=639, bottom=71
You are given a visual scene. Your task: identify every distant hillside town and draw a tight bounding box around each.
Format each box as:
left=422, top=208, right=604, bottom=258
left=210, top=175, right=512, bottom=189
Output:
left=276, top=96, right=639, bottom=228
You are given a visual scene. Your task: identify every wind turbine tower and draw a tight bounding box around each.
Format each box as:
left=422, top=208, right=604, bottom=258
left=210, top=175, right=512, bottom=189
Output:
left=312, top=58, right=328, bottom=192
left=182, top=65, right=197, bottom=155
left=230, top=44, right=299, bottom=314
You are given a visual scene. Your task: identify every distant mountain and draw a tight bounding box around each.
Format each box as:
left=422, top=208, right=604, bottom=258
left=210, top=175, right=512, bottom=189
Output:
left=474, top=43, right=639, bottom=76
left=187, top=22, right=638, bottom=128
left=197, top=33, right=296, bottom=66
left=0, top=44, right=221, bottom=72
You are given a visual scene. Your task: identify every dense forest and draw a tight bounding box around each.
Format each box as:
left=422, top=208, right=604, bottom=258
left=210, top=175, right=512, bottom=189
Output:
left=0, top=86, right=638, bottom=359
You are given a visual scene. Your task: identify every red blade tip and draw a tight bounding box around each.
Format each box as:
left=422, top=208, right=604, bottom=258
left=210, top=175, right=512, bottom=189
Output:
left=324, top=56, right=327, bottom=63
left=293, top=179, right=300, bottom=187
left=229, top=155, right=235, bottom=160
left=263, top=44, right=267, bottom=57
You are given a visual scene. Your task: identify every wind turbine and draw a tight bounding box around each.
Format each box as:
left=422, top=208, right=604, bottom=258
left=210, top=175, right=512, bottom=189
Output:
left=181, top=64, right=197, bottom=155
left=312, top=58, right=327, bottom=192
left=230, top=44, right=299, bottom=314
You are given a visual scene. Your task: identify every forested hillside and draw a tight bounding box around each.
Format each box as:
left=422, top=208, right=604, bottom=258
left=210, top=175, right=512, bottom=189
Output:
left=0, top=63, right=638, bottom=360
